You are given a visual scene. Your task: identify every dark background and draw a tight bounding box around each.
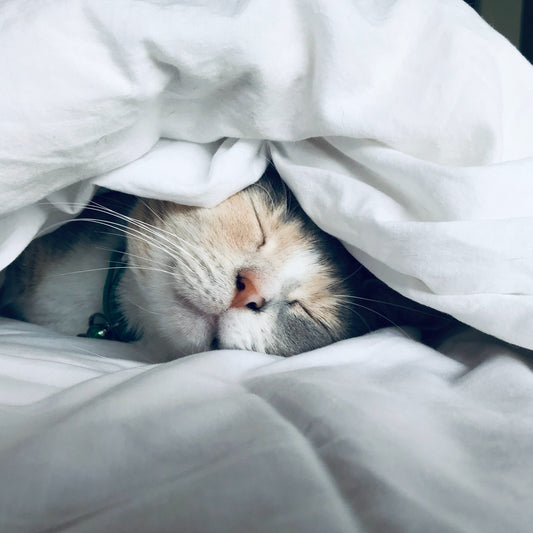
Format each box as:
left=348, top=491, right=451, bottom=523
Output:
left=522, top=1, right=533, bottom=62
left=464, top=0, right=532, bottom=63
left=463, top=0, right=480, bottom=10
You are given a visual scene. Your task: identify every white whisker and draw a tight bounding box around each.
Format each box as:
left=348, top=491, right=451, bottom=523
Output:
left=334, top=294, right=440, bottom=318
left=335, top=299, right=413, bottom=339
left=53, top=265, right=176, bottom=277
left=336, top=264, right=365, bottom=284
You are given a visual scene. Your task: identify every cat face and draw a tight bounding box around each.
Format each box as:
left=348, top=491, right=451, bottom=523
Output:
left=121, top=171, right=363, bottom=357
left=0, top=168, right=453, bottom=358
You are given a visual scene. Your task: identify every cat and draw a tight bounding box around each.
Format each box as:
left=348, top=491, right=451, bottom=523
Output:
left=0, top=166, right=452, bottom=361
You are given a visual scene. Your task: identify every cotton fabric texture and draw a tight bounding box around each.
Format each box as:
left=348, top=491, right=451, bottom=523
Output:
left=1, top=1, right=533, bottom=532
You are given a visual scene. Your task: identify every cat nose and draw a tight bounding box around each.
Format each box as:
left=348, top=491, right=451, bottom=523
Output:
left=230, top=271, right=265, bottom=311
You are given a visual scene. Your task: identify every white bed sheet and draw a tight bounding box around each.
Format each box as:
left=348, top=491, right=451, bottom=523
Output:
left=1, top=319, right=532, bottom=532
left=1, top=0, right=533, bottom=531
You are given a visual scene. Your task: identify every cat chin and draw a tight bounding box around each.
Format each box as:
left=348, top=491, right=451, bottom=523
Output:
left=216, top=308, right=273, bottom=354
left=134, top=304, right=274, bottom=359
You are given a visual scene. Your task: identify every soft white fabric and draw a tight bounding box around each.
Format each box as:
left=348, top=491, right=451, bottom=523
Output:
left=1, top=318, right=532, bottom=533
left=1, top=1, right=533, bottom=531
left=1, top=0, right=533, bottom=347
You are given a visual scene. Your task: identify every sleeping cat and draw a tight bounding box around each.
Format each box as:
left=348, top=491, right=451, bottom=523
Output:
left=0, top=166, right=451, bottom=360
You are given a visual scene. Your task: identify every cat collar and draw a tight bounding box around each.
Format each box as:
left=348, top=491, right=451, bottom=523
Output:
left=80, top=246, right=137, bottom=342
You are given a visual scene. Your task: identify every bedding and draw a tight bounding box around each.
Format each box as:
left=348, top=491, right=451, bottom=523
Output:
left=1, top=0, right=533, bottom=531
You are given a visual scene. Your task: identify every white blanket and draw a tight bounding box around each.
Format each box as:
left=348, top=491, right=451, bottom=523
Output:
left=1, top=0, right=533, bottom=531
left=1, top=320, right=532, bottom=532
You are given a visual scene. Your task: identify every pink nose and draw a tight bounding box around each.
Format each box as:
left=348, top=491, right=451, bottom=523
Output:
left=230, top=271, right=266, bottom=310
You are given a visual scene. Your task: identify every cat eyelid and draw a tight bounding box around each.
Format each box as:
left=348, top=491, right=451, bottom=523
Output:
left=289, top=299, right=313, bottom=318
left=289, top=300, right=331, bottom=335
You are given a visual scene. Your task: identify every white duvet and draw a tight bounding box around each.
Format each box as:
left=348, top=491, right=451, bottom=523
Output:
left=1, top=0, right=533, bottom=531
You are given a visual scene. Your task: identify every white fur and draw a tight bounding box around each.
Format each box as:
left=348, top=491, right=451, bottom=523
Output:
left=25, top=243, right=111, bottom=335
left=218, top=308, right=274, bottom=353
left=278, top=250, right=318, bottom=285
